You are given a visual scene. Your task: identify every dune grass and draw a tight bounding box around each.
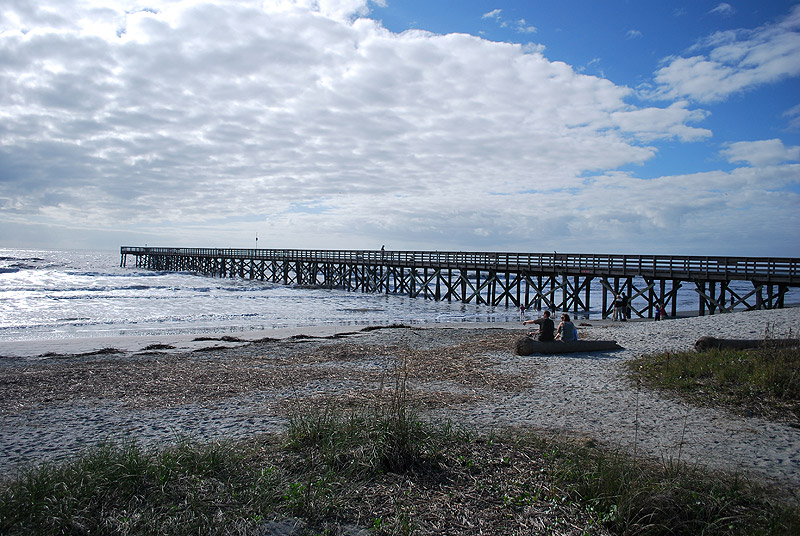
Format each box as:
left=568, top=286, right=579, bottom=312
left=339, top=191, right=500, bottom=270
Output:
left=527, top=433, right=799, bottom=535
left=2, top=398, right=798, bottom=535
left=626, top=340, right=800, bottom=425
left=0, top=438, right=277, bottom=535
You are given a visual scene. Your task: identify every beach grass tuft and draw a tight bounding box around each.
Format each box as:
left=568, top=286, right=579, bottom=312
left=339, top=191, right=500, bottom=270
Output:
left=284, top=352, right=459, bottom=482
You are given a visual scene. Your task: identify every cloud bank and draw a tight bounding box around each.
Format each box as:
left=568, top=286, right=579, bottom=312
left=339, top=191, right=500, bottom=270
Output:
left=0, top=0, right=798, bottom=255
left=651, top=5, right=800, bottom=103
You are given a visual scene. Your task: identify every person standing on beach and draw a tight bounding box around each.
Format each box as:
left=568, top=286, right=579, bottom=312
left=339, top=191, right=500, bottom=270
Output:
left=613, top=294, right=624, bottom=321
left=621, top=293, right=629, bottom=321
left=523, top=310, right=555, bottom=341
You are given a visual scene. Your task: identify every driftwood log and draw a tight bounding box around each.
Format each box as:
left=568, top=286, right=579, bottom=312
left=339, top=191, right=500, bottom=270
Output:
left=694, top=336, right=800, bottom=352
left=515, top=337, right=623, bottom=356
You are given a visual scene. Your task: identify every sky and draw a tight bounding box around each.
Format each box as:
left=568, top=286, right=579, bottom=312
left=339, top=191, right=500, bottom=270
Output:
left=0, top=0, right=799, bottom=256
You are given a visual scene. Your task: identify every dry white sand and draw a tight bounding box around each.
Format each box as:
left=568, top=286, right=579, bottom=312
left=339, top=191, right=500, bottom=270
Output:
left=1, top=308, right=798, bottom=492
left=434, top=308, right=800, bottom=490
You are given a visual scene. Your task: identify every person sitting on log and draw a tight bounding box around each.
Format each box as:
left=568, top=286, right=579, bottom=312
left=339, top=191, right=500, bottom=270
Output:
left=523, top=310, right=555, bottom=341
left=556, top=313, right=577, bottom=341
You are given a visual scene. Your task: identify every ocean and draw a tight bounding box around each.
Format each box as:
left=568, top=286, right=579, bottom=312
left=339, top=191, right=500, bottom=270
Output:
left=0, top=248, right=522, bottom=344
left=1, top=248, right=796, bottom=345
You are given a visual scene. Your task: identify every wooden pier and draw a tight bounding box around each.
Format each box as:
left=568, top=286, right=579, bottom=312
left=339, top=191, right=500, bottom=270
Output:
left=120, top=247, right=800, bottom=318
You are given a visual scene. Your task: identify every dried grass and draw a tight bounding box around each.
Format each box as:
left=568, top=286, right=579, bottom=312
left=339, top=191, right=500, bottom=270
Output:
left=0, top=328, right=531, bottom=414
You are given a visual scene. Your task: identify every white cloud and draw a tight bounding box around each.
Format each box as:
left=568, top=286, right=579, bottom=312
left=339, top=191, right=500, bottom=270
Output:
left=514, top=18, right=536, bottom=34
left=289, top=0, right=381, bottom=20
left=721, top=139, right=800, bottom=166
left=709, top=3, right=735, bottom=17
left=610, top=101, right=710, bottom=142
left=0, top=0, right=795, bottom=255
left=648, top=5, right=800, bottom=102
left=482, top=10, right=535, bottom=34
left=626, top=29, right=642, bottom=40
left=785, top=103, right=800, bottom=130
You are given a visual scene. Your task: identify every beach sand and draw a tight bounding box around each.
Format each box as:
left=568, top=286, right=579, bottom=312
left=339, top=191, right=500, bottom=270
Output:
left=1, top=308, right=798, bottom=492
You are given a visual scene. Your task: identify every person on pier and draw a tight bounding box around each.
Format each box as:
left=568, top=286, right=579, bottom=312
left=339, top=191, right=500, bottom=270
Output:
left=523, top=310, right=555, bottom=341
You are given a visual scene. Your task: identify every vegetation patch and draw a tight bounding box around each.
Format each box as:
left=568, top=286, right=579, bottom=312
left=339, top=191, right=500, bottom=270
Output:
left=141, top=343, right=175, bottom=351
left=627, top=342, right=800, bottom=425
left=2, top=406, right=797, bottom=535
left=522, top=432, right=799, bottom=536
left=360, top=324, right=412, bottom=332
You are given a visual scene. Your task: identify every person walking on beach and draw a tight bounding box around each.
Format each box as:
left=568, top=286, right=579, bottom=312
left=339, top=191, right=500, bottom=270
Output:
left=523, top=310, right=555, bottom=341
left=621, top=293, right=629, bottom=321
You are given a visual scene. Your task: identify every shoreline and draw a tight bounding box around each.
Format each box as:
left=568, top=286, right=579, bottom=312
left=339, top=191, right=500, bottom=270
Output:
left=0, top=308, right=754, bottom=360
left=0, top=321, right=522, bottom=360
left=0, top=319, right=553, bottom=360
left=1, top=307, right=798, bottom=492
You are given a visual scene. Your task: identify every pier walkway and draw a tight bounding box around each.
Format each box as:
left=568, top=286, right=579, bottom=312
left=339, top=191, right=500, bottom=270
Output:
left=120, top=247, right=800, bottom=319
